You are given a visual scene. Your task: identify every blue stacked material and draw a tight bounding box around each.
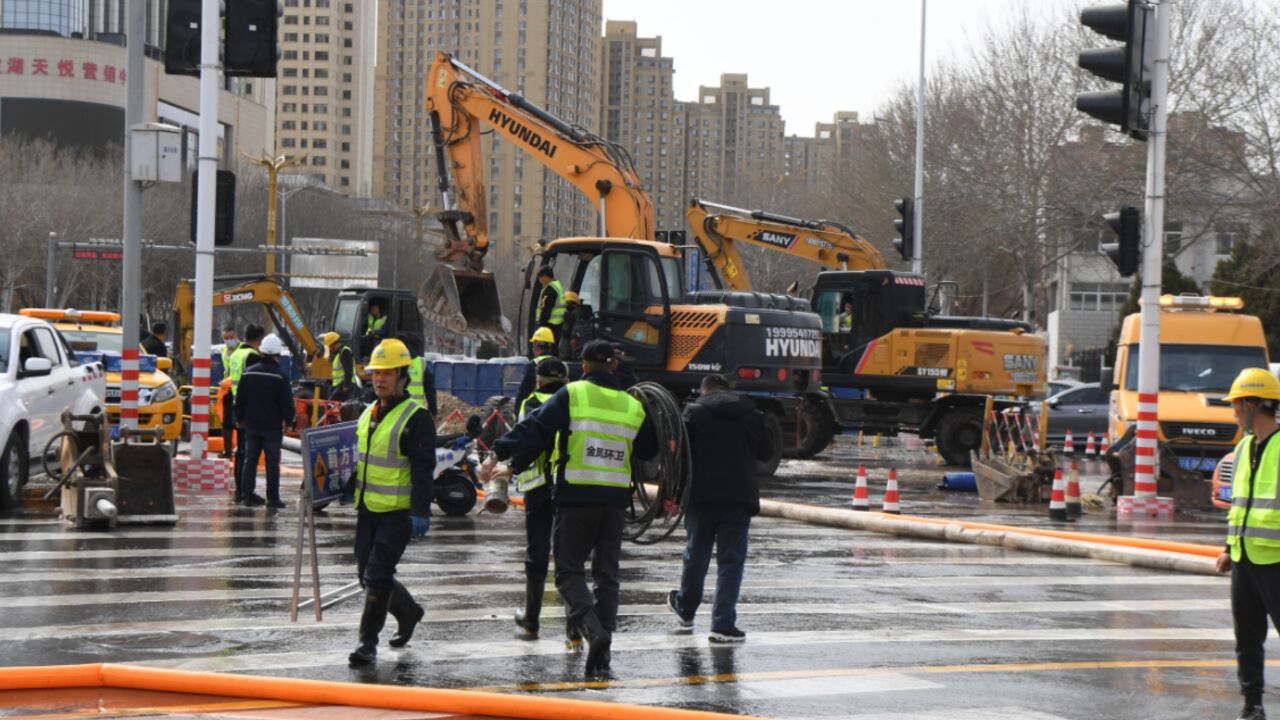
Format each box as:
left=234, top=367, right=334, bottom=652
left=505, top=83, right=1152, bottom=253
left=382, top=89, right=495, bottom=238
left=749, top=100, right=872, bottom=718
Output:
left=501, top=359, right=529, bottom=397
left=431, top=361, right=453, bottom=395
left=451, top=361, right=481, bottom=406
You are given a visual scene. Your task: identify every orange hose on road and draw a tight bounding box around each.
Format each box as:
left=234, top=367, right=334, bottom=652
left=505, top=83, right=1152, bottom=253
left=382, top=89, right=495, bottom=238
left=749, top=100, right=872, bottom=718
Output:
left=0, top=664, right=748, bottom=720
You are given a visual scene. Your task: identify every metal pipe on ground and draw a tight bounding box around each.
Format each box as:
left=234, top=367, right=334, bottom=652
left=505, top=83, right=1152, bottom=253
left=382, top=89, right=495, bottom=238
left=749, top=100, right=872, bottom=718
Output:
left=756, top=498, right=1218, bottom=576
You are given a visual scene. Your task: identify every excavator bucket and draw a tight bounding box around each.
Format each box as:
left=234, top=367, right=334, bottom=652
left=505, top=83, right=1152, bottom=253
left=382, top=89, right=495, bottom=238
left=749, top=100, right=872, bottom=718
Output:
left=420, top=264, right=506, bottom=335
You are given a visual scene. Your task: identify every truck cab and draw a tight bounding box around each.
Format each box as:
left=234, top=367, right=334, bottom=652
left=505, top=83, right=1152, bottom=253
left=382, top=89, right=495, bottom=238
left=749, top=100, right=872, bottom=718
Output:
left=1109, top=294, right=1267, bottom=475
left=330, top=288, right=425, bottom=364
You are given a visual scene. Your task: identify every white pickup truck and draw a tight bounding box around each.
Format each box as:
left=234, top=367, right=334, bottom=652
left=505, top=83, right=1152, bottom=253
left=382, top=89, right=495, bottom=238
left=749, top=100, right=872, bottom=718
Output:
left=0, top=313, right=106, bottom=509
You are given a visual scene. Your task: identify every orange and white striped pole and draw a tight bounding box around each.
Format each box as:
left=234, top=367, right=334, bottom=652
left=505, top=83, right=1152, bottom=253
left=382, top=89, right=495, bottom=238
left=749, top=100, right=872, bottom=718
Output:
left=120, top=348, right=140, bottom=433
left=882, top=468, right=901, bottom=515
left=852, top=465, right=870, bottom=511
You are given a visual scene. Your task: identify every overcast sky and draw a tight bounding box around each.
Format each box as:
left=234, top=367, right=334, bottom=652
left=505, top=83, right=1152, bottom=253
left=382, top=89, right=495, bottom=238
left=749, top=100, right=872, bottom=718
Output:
left=600, top=0, right=1082, bottom=134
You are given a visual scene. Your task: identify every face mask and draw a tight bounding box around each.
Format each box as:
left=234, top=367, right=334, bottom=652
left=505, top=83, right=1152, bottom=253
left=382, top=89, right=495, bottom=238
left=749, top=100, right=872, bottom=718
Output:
left=225, top=339, right=239, bottom=349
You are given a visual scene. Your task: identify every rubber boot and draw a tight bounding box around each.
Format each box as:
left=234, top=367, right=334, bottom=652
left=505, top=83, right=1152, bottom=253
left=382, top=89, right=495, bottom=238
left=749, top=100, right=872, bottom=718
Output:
left=387, top=581, right=425, bottom=648
left=580, top=611, right=612, bottom=676
left=514, top=575, right=545, bottom=640
left=565, top=618, right=584, bottom=652
left=348, top=589, right=390, bottom=665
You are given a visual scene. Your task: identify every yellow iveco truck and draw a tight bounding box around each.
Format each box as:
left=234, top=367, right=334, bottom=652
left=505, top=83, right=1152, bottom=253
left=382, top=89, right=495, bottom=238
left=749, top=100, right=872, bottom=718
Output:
left=1108, top=294, right=1268, bottom=476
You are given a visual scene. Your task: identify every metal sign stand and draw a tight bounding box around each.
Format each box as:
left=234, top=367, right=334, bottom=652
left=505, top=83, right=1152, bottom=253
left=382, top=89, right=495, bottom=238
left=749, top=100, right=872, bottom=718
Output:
left=289, top=483, right=323, bottom=622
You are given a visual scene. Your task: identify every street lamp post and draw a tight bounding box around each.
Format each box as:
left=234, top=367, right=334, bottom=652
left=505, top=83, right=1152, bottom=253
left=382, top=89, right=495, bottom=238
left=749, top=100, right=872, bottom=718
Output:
left=245, top=153, right=305, bottom=279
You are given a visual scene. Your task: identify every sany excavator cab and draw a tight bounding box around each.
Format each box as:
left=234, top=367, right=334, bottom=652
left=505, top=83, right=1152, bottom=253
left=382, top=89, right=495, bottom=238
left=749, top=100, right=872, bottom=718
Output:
left=329, top=288, right=426, bottom=363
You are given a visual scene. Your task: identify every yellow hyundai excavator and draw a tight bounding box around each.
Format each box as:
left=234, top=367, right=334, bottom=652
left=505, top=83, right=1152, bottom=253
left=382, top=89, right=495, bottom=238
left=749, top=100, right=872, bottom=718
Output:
left=688, top=199, right=1048, bottom=465
left=425, top=52, right=827, bottom=471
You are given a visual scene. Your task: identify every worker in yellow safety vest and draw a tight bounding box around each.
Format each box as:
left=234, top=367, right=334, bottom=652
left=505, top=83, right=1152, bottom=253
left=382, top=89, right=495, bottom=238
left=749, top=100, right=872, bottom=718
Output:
left=323, top=331, right=355, bottom=401
left=516, top=326, right=559, bottom=409
left=484, top=340, right=657, bottom=676
left=348, top=338, right=436, bottom=666
left=228, top=325, right=264, bottom=503
left=511, top=357, right=569, bottom=641
left=536, top=265, right=566, bottom=345
left=1217, top=367, right=1280, bottom=720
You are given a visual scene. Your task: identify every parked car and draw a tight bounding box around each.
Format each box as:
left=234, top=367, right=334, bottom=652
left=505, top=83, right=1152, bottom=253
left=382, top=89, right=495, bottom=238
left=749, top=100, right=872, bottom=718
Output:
left=1035, top=382, right=1110, bottom=446
left=1043, top=378, right=1083, bottom=400
left=0, top=313, right=107, bottom=510
left=1212, top=451, right=1234, bottom=510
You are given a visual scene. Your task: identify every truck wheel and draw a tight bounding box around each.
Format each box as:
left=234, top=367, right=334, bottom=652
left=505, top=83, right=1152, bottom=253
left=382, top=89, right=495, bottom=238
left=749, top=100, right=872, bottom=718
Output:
left=785, top=399, right=836, bottom=459
left=479, top=395, right=516, bottom=448
left=1, top=433, right=28, bottom=511
left=935, top=407, right=983, bottom=467
left=756, top=412, right=783, bottom=477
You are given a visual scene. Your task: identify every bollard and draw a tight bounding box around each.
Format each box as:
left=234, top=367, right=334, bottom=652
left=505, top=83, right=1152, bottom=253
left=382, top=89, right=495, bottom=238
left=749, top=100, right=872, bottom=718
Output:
left=873, top=434, right=881, bottom=448
left=882, top=468, right=901, bottom=514
left=1048, top=467, right=1069, bottom=521
left=852, top=465, right=870, bottom=510
left=857, top=430, right=864, bottom=448
left=1066, top=460, right=1083, bottom=517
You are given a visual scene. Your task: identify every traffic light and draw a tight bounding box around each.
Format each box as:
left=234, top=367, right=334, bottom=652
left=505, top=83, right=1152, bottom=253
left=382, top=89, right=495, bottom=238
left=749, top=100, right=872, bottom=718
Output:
left=225, top=0, right=283, bottom=77
left=1100, top=206, right=1141, bottom=277
left=1076, top=0, right=1153, bottom=140
left=892, top=197, right=914, bottom=261
left=164, top=0, right=202, bottom=77
left=190, top=170, right=236, bottom=247
left=654, top=230, right=669, bottom=243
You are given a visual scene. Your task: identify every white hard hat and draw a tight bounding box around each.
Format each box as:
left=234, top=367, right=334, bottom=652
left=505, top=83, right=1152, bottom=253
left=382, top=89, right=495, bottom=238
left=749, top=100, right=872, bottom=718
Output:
left=259, top=333, right=286, bottom=356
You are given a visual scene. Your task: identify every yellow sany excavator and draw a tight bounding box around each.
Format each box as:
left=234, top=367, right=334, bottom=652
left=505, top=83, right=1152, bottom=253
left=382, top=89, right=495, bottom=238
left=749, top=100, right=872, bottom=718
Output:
left=688, top=199, right=1048, bottom=465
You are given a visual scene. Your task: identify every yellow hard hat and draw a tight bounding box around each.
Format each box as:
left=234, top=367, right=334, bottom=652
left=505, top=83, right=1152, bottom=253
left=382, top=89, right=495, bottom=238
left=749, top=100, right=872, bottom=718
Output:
left=366, top=338, right=412, bottom=370
left=529, top=326, right=555, bottom=344
left=564, top=291, right=580, bottom=304
left=321, top=331, right=340, bottom=347
left=1224, top=367, right=1280, bottom=402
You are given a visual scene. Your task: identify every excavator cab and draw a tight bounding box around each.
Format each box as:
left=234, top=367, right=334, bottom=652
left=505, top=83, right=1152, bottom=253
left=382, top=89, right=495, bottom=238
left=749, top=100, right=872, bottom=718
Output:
left=812, top=270, right=928, bottom=375
left=330, top=288, right=425, bottom=363
left=523, top=240, right=676, bottom=370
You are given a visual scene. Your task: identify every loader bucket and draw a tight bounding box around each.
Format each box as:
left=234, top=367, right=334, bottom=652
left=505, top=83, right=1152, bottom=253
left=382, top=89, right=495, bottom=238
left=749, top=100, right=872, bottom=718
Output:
left=421, top=264, right=506, bottom=335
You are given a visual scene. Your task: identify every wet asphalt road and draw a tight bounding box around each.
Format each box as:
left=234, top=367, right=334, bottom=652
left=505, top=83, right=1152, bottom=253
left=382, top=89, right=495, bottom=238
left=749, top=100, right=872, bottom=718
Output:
left=0, top=435, right=1261, bottom=719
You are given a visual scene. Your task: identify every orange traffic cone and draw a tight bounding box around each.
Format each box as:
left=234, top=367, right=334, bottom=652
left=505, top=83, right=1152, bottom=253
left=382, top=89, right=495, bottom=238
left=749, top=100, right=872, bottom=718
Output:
left=1085, top=432, right=1097, bottom=457
left=882, top=468, right=901, bottom=515
left=852, top=465, right=870, bottom=511
left=1049, top=467, right=1068, bottom=521
left=1063, top=429, right=1075, bottom=456
left=1066, top=460, right=1083, bottom=517
left=1100, top=436, right=1110, bottom=455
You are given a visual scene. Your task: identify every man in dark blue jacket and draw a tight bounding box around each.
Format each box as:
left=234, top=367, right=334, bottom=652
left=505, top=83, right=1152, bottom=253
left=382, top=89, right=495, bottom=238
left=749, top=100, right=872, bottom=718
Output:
left=234, top=334, right=296, bottom=509
left=666, top=374, right=771, bottom=643
left=485, top=340, right=657, bottom=676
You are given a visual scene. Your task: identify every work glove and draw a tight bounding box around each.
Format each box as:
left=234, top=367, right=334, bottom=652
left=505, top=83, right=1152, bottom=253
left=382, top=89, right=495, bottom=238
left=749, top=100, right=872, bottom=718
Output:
left=410, top=514, right=431, bottom=538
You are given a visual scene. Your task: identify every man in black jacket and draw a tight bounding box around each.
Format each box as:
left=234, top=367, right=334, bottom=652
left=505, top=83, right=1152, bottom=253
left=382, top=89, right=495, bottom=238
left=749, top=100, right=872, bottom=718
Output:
left=666, top=374, right=771, bottom=644
left=234, top=334, right=296, bottom=509
left=485, top=340, right=657, bottom=676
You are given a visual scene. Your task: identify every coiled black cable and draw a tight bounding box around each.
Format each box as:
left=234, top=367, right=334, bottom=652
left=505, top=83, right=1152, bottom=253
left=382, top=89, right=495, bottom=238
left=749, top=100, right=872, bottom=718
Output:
left=624, top=382, right=691, bottom=545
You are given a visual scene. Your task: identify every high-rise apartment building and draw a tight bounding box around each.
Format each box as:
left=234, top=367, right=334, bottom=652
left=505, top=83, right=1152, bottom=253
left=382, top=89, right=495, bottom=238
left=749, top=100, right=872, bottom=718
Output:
left=599, top=20, right=684, bottom=231
left=276, top=0, right=377, bottom=195
left=375, top=0, right=601, bottom=253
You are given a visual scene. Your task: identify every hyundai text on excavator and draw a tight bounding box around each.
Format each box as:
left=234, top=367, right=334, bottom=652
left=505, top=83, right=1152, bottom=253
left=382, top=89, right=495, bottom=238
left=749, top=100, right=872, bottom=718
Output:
left=687, top=199, right=1048, bottom=465
left=426, top=51, right=825, bottom=471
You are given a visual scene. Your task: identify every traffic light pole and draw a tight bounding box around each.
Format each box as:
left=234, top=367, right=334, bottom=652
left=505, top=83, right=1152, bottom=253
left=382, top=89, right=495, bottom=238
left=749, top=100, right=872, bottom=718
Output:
left=911, top=0, right=927, bottom=274
left=1122, top=0, right=1172, bottom=519
left=119, top=0, right=145, bottom=435
left=189, top=0, right=221, bottom=461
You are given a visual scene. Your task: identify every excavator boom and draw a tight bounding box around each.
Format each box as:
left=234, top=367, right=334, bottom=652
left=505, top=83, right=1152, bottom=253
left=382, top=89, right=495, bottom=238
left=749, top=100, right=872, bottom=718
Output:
left=687, top=198, right=885, bottom=292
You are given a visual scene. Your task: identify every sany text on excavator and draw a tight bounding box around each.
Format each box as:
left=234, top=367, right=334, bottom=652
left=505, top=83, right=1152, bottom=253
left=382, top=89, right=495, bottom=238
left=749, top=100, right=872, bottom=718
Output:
left=426, top=52, right=829, bottom=472
left=688, top=199, right=1048, bottom=466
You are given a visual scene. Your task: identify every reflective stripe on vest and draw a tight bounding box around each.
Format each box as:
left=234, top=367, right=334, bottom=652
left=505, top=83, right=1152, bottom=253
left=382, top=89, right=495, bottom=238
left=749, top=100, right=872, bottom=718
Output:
left=517, top=391, right=555, bottom=493
left=544, top=280, right=566, bottom=326
left=1227, top=432, right=1280, bottom=564
left=562, top=380, right=644, bottom=489
left=228, top=345, right=259, bottom=398
left=355, top=399, right=421, bottom=512
left=331, top=346, right=350, bottom=387
left=408, top=357, right=427, bottom=408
